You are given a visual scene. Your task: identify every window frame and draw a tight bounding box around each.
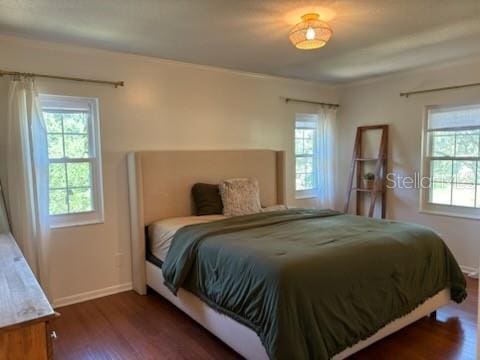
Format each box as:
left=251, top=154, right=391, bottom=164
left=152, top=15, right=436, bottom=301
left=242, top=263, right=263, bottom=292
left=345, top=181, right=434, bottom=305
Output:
left=40, top=94, right=104, bottom=228
left=294, top=113, right=319, bottom=199
left=420, top=104, right=480, bottom=220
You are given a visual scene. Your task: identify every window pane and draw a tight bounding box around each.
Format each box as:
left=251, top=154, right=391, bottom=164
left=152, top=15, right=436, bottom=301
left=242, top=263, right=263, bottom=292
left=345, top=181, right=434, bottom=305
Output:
left=67, top=162, right=91, bottom=187
left=295, top=129, right=303, bottom=139
left=304, top=173, right=314, bottom=189
left=431, top=133, right=454, bottom=157
left=296, top=157, right=305, bottom=173
left=304, top=157, right=313, bottom=172
left=304, top=129, right=314, bottom=140
left=303, top=139, right=314, bottom=155
left=63, top=113, right=88, bottom=134
left=431, top=160, right=452, bottom=182
left=47, top=134, right=64, bottom=159
left=69, top=188, right=92, bottom=213
left=430, top=182, right=451, bottom=205
left=453, top=160, right=475, bottom=184
left=49, top=163, right=66, bottom=189
left=296, top=157, right=313, bottom=174
left=295, top=140, right=303, bottom=155
left=455, top=131, right=479, bottom=157
left=65, top=134, right=89, bottom=158
left=452, top=184, right=475, bottom=207
left=44, top=112, right=62, bottom=133
left=49, top=189, right=68, bottom=215
left=296, top=173, right=306, bottom=191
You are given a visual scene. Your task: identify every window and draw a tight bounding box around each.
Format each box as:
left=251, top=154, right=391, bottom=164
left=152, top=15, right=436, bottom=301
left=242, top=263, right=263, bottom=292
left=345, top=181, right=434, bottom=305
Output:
left=295, top=114, right=318, bottom=198
left=420, top=104, right=480, bottom=219
left=40, top=95, right=104, bottom=227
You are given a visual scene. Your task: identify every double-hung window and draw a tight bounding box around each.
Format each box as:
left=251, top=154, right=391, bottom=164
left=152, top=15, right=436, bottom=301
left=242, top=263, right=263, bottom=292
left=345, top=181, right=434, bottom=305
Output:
left=40, top=95, right=104, bottom=228
left=295, top=114, right=318, bottom=198
left=420, top=104, right=480, bottom=219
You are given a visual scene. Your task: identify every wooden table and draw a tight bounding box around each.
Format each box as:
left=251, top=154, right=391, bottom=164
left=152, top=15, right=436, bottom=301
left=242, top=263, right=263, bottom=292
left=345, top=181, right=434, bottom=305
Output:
left=0, top=233, right=57, bottom=359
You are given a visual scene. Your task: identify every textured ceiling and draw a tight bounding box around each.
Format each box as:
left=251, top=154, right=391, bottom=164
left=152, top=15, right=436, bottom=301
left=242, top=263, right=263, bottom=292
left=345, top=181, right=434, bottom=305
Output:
left=0, top=0, right=479, bottom=83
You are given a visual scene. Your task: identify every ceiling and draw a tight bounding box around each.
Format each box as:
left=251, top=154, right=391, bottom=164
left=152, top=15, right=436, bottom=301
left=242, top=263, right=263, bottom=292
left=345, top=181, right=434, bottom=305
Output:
left=1, top=0, right=480, bottom=83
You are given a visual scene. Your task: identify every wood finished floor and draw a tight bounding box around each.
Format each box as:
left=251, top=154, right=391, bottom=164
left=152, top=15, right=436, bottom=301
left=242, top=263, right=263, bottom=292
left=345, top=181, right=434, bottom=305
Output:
left=52, top=277, right=477, bottom=360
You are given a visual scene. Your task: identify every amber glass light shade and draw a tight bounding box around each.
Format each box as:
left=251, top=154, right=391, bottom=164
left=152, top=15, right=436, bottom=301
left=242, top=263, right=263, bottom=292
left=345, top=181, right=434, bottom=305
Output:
left=289, top=13, right=332, bottom=50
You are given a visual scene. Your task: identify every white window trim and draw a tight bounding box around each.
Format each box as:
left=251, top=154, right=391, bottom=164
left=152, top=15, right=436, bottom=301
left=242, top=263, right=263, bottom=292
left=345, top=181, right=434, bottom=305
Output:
left=419, top=104, right=480, bottom=220
left=40, top=94, right=104, bottom=229
left=295, top=113, right=319, bottom=199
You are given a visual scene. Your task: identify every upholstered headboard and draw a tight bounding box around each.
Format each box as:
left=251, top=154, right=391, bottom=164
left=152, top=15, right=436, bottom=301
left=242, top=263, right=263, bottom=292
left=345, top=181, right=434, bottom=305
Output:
left=127, top=150, right=286, bottom=294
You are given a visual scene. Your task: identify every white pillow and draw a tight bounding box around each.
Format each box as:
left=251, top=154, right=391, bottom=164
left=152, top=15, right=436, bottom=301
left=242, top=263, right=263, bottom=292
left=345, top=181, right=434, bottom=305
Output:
left=219, top=178, right=261, bottom=217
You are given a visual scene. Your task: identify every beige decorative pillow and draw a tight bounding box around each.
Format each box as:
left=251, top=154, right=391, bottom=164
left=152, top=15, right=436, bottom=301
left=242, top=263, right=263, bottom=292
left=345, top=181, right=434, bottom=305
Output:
left=219, top=178, right=261, bottom=217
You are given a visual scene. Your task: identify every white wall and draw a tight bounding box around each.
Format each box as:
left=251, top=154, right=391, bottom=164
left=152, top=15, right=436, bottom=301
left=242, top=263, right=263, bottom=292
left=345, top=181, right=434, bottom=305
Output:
left=336, top=58, right=480, bottom=271
left=0, top=35, right=338, bottom=305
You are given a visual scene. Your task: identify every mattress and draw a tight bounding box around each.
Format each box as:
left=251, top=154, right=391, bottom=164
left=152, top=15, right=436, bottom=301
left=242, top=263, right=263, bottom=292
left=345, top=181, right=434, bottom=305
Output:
left=148, top=215, right=226, bottom=262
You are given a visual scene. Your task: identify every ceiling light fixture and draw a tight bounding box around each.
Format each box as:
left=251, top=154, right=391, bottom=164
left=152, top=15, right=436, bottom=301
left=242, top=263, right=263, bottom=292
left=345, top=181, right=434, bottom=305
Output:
left=289, top=13, right=332, bottom=50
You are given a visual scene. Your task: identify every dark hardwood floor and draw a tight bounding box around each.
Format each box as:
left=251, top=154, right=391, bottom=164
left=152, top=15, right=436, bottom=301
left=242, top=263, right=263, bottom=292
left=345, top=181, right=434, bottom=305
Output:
left=52, top=278, right=477, bottom=360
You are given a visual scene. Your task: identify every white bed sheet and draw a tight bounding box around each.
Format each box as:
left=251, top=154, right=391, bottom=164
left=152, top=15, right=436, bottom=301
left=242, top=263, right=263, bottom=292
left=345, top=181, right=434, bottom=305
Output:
left=148, top=215, right=226, bottom=262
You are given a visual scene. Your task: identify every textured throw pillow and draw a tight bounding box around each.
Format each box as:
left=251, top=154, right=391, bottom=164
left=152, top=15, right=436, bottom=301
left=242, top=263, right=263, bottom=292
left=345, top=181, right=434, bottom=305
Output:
left=219, top=178, right=262, bottom=217
left=191, top=183, right=223, bottom=216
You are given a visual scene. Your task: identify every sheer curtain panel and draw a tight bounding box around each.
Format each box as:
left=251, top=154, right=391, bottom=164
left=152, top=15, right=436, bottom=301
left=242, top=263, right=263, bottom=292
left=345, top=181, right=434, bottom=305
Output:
left=6, top=78, right=50, bottom=295
left=316, top=106, right=337, bottom=209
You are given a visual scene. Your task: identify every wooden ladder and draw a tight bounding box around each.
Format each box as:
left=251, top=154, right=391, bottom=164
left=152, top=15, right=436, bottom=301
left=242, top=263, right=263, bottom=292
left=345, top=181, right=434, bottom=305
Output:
left=344, top=125, right=389, bottom=218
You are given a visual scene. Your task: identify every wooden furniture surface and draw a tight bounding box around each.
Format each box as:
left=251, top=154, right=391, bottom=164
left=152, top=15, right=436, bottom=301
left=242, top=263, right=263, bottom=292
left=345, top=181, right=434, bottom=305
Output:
left=0, top=232, right=57, bottom=359
left=344, top=125, right=389, bottom=218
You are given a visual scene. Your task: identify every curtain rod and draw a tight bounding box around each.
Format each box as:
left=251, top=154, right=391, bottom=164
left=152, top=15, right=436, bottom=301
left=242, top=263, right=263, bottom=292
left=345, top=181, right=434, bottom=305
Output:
left=284, top=97, right=340, bottom=108
left=0, top=69, right=124, bottom=88
left=400, top=81, right=480, bottom=98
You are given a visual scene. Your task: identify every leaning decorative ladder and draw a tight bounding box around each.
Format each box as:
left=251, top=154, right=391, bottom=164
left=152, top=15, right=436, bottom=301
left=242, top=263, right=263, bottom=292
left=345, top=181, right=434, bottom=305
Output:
left=344, top=125, right=389, bottom=218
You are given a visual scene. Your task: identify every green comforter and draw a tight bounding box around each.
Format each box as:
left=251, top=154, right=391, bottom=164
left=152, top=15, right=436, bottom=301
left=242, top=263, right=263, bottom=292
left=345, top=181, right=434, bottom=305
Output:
left=162, top=209, right=466, bottom=359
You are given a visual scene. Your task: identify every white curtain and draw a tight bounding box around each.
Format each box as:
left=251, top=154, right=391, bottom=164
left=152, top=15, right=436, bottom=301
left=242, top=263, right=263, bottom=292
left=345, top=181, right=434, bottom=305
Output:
left=6, top=78, right=50, bottom=294
left=316, top=106, right=337, bottom=209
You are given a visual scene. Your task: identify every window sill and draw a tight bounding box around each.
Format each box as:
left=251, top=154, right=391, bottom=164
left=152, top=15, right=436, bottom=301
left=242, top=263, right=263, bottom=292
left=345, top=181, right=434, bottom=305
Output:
left=295, top=195, right=318, bottom=200
left=50, top=219, right=104, bottom=229
left=419, top=209, right=480, bottom=221
left=50, top=214, right=104, bottom=229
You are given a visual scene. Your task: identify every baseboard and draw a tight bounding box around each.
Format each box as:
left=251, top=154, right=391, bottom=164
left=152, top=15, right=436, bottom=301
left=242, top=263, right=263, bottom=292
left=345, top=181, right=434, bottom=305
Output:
left=460, top=265, right=479, bottom=279
left=53, top=282, right=133, bottom=308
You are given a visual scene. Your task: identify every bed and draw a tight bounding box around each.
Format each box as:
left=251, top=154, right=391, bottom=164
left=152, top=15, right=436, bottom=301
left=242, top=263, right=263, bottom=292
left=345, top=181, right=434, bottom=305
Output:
left=127, top=150, right=466, bottom=360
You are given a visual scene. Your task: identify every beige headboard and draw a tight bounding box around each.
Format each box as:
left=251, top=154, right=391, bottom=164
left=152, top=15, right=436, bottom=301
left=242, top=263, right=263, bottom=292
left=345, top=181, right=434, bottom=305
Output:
left=127, top=150, right=286, bottom=294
